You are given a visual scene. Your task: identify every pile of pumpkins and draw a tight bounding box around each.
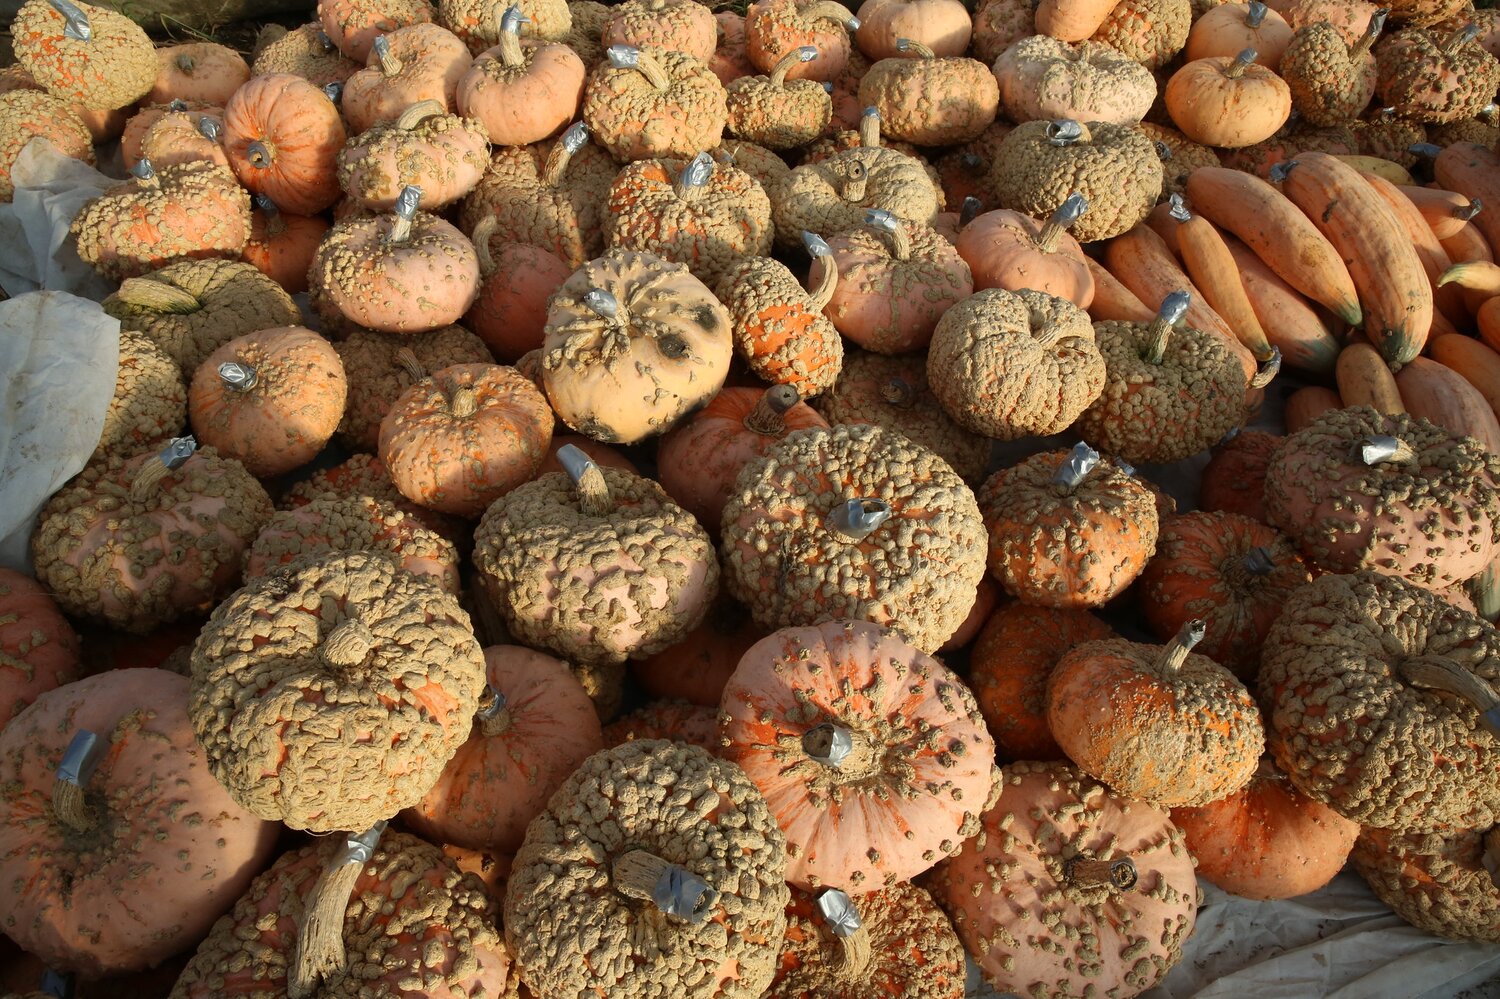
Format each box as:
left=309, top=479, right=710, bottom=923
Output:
left=1, top=0, right=1499, bottom=995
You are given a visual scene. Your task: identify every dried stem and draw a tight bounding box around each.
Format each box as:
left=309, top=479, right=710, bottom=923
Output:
left=744, top=384, right=800, bottom=435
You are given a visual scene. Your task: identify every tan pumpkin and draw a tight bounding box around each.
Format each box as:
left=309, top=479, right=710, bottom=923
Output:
left=581, top=44, right=728, bottom=162
left=602, top=0, right=719, bottom=60
left=336, top=99, right=489, bottom=211
left=993, top=36, right=1157, bottom=124
left=457, top=5, right=586, bottom=145
left=857, top=39, right=998, bottom=144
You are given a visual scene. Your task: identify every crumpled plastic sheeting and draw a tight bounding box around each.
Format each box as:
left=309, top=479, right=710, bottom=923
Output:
left=0, top=138, right=118, bottom=302
left=0, top=291, right=119, bottom=573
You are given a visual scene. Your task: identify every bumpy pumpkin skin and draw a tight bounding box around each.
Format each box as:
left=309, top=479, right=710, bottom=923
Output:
left=541, top=250, right=733, bottom=445
left=928, top=287, right=1104, bottom=439
left=721, top=619, right=999, bottom=894
left=0, top=569, right=80, bottom=728
left=455, top=27, right=586, bottom=147
left=1280, top=18, right=1381, bottom=126
left=1375, top=24, right=1500, bottom=124
left=767, top=146, right=943, bottom=249
left=994, top=36, right=1157, bottom=124
left=319, top=0, right=436, bottom=61
left=720, top=423, right=988, bottom=653
left=929, top=761, right=1199, bottom=999
left=505, top=740, right=791, bottom=999
left=189, top=551, right=487, bottom=834
left=857, top=48, right=999, bottom=145
left=97, top=330, right=186, bottom=460
left=0, top=669, right=278, bottom=978
left=341, top=22, right=474, bottom=135
left=1259, top=570, right=1500, bottom=833
left=715, top=255, right=846, bottom=398
left=1263, top=407, right=1500, bottom=588
left=336, top=107, right=490, bottom=211
left=1090, top=0, right=1192, bottom=69
left=581, top=46, right=729, bottom=162
left=1352, top=826, right=1500, bottom=943
left=250, top=21, right=362, bottom=86
left=603, top=0, right=719, bottom=61
left=12, top=0, right=156, bottom=110
left=746, top=0, right=858, bottom=81
left=440, top=0, right=572, bottom=53
left=0, top=90, right=93, bottom=201
left=171, top=830, right=513, bottom=999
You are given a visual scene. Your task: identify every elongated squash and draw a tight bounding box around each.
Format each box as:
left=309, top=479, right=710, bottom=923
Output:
left=1395, top=356, right=1500, bottom=454
left=1223, top=236, right=1340, bottom=375
left=1164, top=197, right=1276, bottom=375
left=1335, top=342, right=1404, bottom=415
left=1434, top=143, right=1500, bottom=254
left=1439, top=261, right=1500, bottom=297
left=1397, top=185, right=1481, bottom=240
left=1284, top=386, right=1343, bottom=432
left=1184, top=165, right=1361, bottom=324
left=1361, top=170, right=1466, bottom=336
left=1336, top=155, right=1413, bottom=184
left=1083, top=257, right=1154, bottom=322
left=1277, top=153, right=1432, bottom=365
left=1428, top=334, right=1500, bottom=420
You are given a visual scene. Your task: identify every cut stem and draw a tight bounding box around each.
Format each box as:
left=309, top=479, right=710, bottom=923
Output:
left=744, top=384, right=800, bottom=435
left=1224, top=48, right=1257, bottom=79
left=840, top=159, right=868, bottom=202
left=289, top=822, right=386, bottom=999
left=497, top=6, right=528, bottom=68
left=557, top=443, right=613, bottom=516
left=113, top=277, right=200, bottom=313
left=1242, top=546, right=1275, bottom=575
left=881, top=377, right=914, bottom=407
left=395, top=99, right=445, bottom=130
left=373, top=35, right=403, bottom=76
left=771, top=46, right=817, bottom=86
left=825, top=498, right=892, bottom=541
left=471, top=216, right=497, bottom=276
left=1143, top=291, right=1191, bottom=365
left=1349, top=8, right=1388, bottom=60
left=674, top=152, right=714, bottom=199
left=858, top=106, right=880, bottom=148
left=51, top=730, right=102, bottom=834
left=246, top=139, right=275, bottom=169
left=543, top=122, right=589, bottom=186
left=1399, top=655, right=1500, bottom=738
left=1066, top=855, right=1139, bottom=891
left=477, top=684, right=512, bottom=737
left=218, top=361, right=257, bottom=392
left=1052, top=441, right=1100, bottom=489
left=1159, top=620, right=1207, bottom=672
left=612, top=849, right=718, bottom=923
left=395, top=347, right=426, bottom=383
left=1356, top=434, right=1417, bottom=465
left=816, top=889, right=871, bottom=979
left=1245, top=0, right=1267, bottom=27
left=128, top=437, right=196, bottom=504
left=49, top=0, right=91, bottom=41
left=1038, top=193, right=1087, bottom=253
left=1443, top=23, right=1479, bottom=56
left=895, top=37, right=935, bottom=58
left=632, top=50, right=671, bottom=89
left=448, top=384, right=479, bottom=419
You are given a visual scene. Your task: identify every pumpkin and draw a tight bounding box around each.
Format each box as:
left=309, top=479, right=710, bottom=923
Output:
left=968, top=601, right=1116, bottom=760
left=245, top=495, right=461, bottom=594
left=1170, top=758, right=1358, bottom=900
left=404, top=644, right=603, bottom=854
left=474, top=446, right=720, bottom=665
left=1259, top=569, right=1500, bottom=832
left=334, top=324, right=493, bottom=452
left=464, top=222, right=572, bottom=365
left=342, top=23, right=472, bottom=134
left=223, top=73, right=347, bottom=216
left=102, top=258, right=302, bottom=376
left=1279, top=10, right=1385, bottom=125
left=714, top=236, right=846, bottom=398
left=726, top=46, right=834, bottom=149
left=711, top=10, right=758, bottom=83
left=336, top=99, right=489, bottom=211
left=137, top=108, right=231, bottom=172
left=929, top=761, right=1199, bottom=999
left=582, top=45, right=728, bottom=162
left=320, top=0, right=436, bottom=60
left=768, top=883, right=967, bottom=997
left=720, top=619, right=997, bottom=893
left=1198, top=428, right=1280, bottom=521
left=148, top=42, right=250, bottom=105
left=540, top=249, right=733, bottom=444
left=505, top=740, right=790, bottom=998
left=631, top=595, right=766, bottom=705
left=71, top=159, right=252, bottom=282
left=993, top=36, right=1157, bottom=125
left=1351, top=825, right=1500, bottom=942
left=1049, top=620, right=1265, bottom=808
left=746, top=0, right=860, bottom=81
left=282, top=451, right=469, bottom=551
left=11, top=0, right=155, bottom=110
left=810, top=348, right=989, bottom=484
left=955, top=195, right=1093, bottom=306
left=603, top=0, right=719, bottom=61
left=1138, top=121, right=1222, bottom=199
left=1376, top=23, right=1500, bottom=123
left=0, top=61, right=120, bottom=143
left=189, top=549, right=486, bottom=833
left=187, top=326, right=347, bottom=480
left=0, top=90, right=93, bottom=202
left=811, top=209, right=971, bottom=354
left=1216, top=116, right=1357, bottom=175
left=1263, top=407, right=1500, bottom=588
left=606, top=152, right=775, bottom=287
left=977, top=443, right=1160, bottom=609
left=171, top=828, right=513, bottom=999
left=856, top=0, right=971, bottom=59
left=96, top=329, right=187, bottom=459
left=971, top=0, right=1037, bottom=62
left=0, top=569, right=79, bottom=728
left=310, top=186, right=482, bottom=334
left=602, top=699, right=722, bottom=751
left=1090, top=0, right=1192, bottom=69
left=857, top=39, right=997, bottom=144
left=0, top=669, right=278, bottom=978
left=990, top=118, right=1161, bottom=243
left=457, top=121, right=615, bottom=269
left=251, top=21, right=363, bottom=86
left=440, top=0, right=572, bottom=53
left=721, top=423, right=987, bottom=653
left=379, top=362, right=554, bottom=518
left=31, top=440, right=273, bottom=633
left=1185, top=1, right=1294, bottom=67
left=1164, top=49, right=1292, bottom=147
left=1137, top=510, right=1313, bottom=678
left=457, top=6, right=586, bottom=146
left=928, top=287, right=1105, bottom=440
left=657, top=385, right=830, bottom=532
left=1076, top=292, right=1248, bottom=465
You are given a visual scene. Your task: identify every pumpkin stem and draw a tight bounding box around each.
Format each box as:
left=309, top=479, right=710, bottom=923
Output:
left=804, top=1, right=860, bottom=27
left=771, top=46, right=817, bottom=85
left=894, top=37, right=935, bottom=58
left=1456, top=198, right=1482, bottom=223
left=245, top=139, right=276, bottom=169
left=803, top=230, right=840, bottom=310
left=608, top=45, right=671, bottom=89
left=1038, top=193, right=1087, bottom=253
left=476, top=684, right=513, bottom=737
left=320, top=619, right=378, bottom=669
left=254, top=193, right=287, bottom=237
left=612, top=849, right=719, bottom=923
left=51, top=730, right=102, bottom=834
left=1467, top=560, right=1500, bottom=623
left=1143, top=291, right=1191, bottom=365
left=674, top=152, right=715, bottom=199
left=1045, top=119, right=1089, bottom=146
left=219, top=361, right=258, bottom=392
left=864, top=208, right=909, bottom=260
left=745, top=384, right=801, bottom=435
left=557, top=443, right=614, bottom=516
left=825, top=498, right=892, bottom=541
left=497, top=5, right=529, bottom=67
left=113, top=276, right=200, bottom=313
left=197, top=116, right=222, bottom=142
left=395, top=347, right=426, bottom=383
left=1349, top=9, right=1388, bottom=60
left=840, top=158, right=868, bottom=202
left=960, top=195, right=983, bottom=227
left=816, top=889, right=872, bottom=979
left=1243, top=546, right=1275, bottom=575
left=1159, top=619, right=1207, bottom=672
left=1251, top=346, right=1281, bottom=388
left=544, top=122, right=590, bottom=186
left=1398, top=655, right=1500, bottom=738
left=128, top=436, right=196, bottom=504
left=1224, top=48, right=1257, bottom=79
left=471, top=216, right=498, bottom=276
left=372, top=34, right=404, bottom=76
left=48, top=0, right=91, bottom=41
left=1245, top=0, right=1267, bottom=27
left=289, top=822, right=386, bottom=999
left=1052, top=441, right=1100, bottom=490
left=1065, top=856, right=1139, bottom=891
left=387, top=185, right=423, bottom=244
left=1355, top=434, right=1417, bottom=465
left=1443, top=22, right=1480, bottom=55
left=130, top=157, right=160, bottom=188
left=448, top=385, right=479, bottom=419
left=395, top=99, right=446, bottom=131
left=858, top=106, right=881, bottom=148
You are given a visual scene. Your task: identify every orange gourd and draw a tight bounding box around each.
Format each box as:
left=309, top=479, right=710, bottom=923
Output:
left=223, top=73, right=346, bottom=216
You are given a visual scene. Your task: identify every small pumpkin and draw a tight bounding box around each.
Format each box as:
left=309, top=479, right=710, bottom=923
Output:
left=746, top=0, right=860, bottom=81
left=726, top=46, right=833, bottom=149
left=993, top=35, right=1156, bottom=125
left=1090, top=0, right=1192, bottom=70
left=856, top=0, right=972, bottom=59
left=857, top=38, right=998, bottom=144
left=1198, top=428, right=1280, bottom=522
left=251, top=21, right=362, bottom=86
left=602, top=0, right=719, bottom=61
left=1352, top=825, right=1500, bottom=942
left=456, top=5, right=586, bottom=145
left=955, top=194, right=1093, bottom=305
left=1376, top=22, right=1500, bottom=123
left=342, top=23, right=473, bottom=134
left=147, top=42, right=250, bottom=105
left=465, top=217, right=574, bottom=363
left=223, top=73, right=347, bottom=215
left=12, top=0, right=155, bottom=110
left=336, top=99, right=489, bottom=211
left=244, top=194, right=331, bottom=294
left=582, top=44, right=728, bottom=162
left=319, top=0, right=436, bottom=61
left=137, top=108, right=231, bottom=171
left=439, top=0, right=572, bottom=53
left=1165, top=49, right=1293, bottom=147
left=0, top=89, right=93, bottom=202
left=1185, top=1, right=1294, bottom=68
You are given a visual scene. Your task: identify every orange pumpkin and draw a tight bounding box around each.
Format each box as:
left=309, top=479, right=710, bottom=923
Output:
left=746, top=0, right=859, bottom=81
left=1198, top=428, right=1280, bottom=523
left=719, top=619, right=998, bottom=893
left=147, top=42, right=250, bottom=105
left=0, top=569, right=80, bottom=728
left=319, top=0, right=436, bottom=61
left=379, top=362, right=554, bottom=518
left=342, top=23, right=473, bottom=134
left=243, top=194, right=330, bottom=294
left=223, top=73, right=347, bottom=215
left=601, top=698, right=722, bottom=751
left=457, top=5, right=586, bottom=145
left=631, top=595, right=766, bottom=706
left=955, top=194, right=1094, bottom=306
left=1165, top=49, right=1292, bottom=147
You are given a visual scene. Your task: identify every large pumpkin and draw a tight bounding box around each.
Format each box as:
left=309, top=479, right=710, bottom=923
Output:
left=719, top=619, right=999, bottom=893
left=222, top=72, right=347, bottom=215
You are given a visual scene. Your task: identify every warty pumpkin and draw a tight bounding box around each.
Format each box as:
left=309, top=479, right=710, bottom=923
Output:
left=439, top=0, right=572, bottom=53
left=994, top=35, right=1157, bottom=125
left=1197, top=427, right=1279, bottom=522
left=719, top=619, right=999, bottom=893
left=767, top=131, right=942, bottom=248
left=0, top=570, right=79, bottom=729
left=1280, top=9, right=1386, bottom=125
left=11, top=0, right=155, bottom=110
left=136, top=108, right=231, bottom=172
left=582, top=44, right=728, bottom=161
left=746, top=0, right=860, bottom=80
left=603, top=0, right=719, bottom=60
left=1091, top=0, right=1193, bottom=69
left=720, top=423, right=988, bottom=653
left=602, top=698, right=722, bottom=751
left=857, top=38, right=998, bottom=144
left=333, top=324, right=494, bottom=452
left=282, top=451, right=468, bottom=552
left=244, top=195, right=330, bottom=295
left=96, top=329, right=186, bottom=460
left=955, top=195, right=1094, bottom=306
left=319, top=0, right=436, bottom=60
left=457, top=6, right=586, bottom=146
left=147, top=41, right=249, bottom=106
left=223, top=73, right=347, bottom=216
left=250, top=21, right=363, bottom=86
left=971, top=0, right=1037, bottom=62
left=341, top=23, right=473, bottom=134
left=856, top=0, right=972, bottom=58
left=726, top=46, right=833, bottom=149
left=1376, top=22, right=1500, bottom=123
left=0, top=90, right=92, bottom=202
left=336, top=99, right=489, bottom=211
left=711, top=9, right=758, bottom=84
left=1352, top=825, right=1500, bottom=942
